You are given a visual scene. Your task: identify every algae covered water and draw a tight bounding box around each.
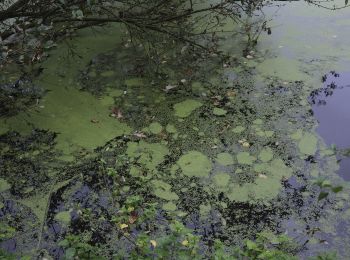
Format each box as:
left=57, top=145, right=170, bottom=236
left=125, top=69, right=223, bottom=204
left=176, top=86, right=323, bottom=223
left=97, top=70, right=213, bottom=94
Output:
left=1, top=1, right=350, bottom=259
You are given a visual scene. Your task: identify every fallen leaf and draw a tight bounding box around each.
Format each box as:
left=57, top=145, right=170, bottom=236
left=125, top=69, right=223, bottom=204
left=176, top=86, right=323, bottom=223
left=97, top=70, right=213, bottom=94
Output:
left=242, top=142, right=250, bottom=148
left=181, top=240, right=189, bottom=246
left=133, top=132, right=147, bottom=138
left=90, top=118, right=99, bottom=123
left=258, top=174, right=267, bottom=179
left=164, top=84, right=177, bottom=92
left=150, top=240, right=157, bottom=248
left=119, top=223, right=128, bottom=229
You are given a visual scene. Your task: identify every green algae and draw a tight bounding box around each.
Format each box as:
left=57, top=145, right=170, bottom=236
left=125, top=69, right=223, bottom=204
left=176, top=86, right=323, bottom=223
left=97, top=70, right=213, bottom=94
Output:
left=173, top=99, right=202, bottom=118
left=298, top=132, right=318, bottom=155
left=0, top=26, right=132, bottom=158
left=253, top=119, right=263, bottom=125
left=237, top=152, right=256, bottom=165
left=232, top=126, right=245, bottom=134
left=213, top=107, right=227, bottom=116
left=177, top=151, right=212, bottom=177
left=126, top=141, right=169, bottom=172
left=227, top=159, right=292, bottom=203
left=213, top=173, right=231, bottom=187
left=199, top=204, right=211, bottom=218
left=0, top=178, right=11, bottom=192
left=55, top=211, right=71, bottom=225
left=125, top=78, right=145, bottom=87
left=149, top=122, right=163, bottom=134
left=216, top=152, right=234, bottom=166
left=166, top=124, right=177, bottom=133
left=152, top=180, right=179, bottom=201
left=162, top=202, right=177, bottom=211
left=258, top=148, right=274, bottom=162
left=100, top=70, right=115, bottom=77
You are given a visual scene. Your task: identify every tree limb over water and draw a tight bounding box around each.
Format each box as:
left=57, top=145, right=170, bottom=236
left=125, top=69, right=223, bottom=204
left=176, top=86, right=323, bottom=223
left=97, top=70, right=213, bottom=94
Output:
left=0, top=0, right=348, bottom=65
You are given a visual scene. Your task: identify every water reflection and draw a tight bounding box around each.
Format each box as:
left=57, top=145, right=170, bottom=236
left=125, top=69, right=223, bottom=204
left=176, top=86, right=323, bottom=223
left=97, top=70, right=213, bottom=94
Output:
left=310, top=72, right=350, bottom=180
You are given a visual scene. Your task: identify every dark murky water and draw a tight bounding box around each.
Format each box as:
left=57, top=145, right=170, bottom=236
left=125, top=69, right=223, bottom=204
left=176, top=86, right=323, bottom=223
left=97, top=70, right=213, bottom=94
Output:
left=311, top=72, right=350, bottom=180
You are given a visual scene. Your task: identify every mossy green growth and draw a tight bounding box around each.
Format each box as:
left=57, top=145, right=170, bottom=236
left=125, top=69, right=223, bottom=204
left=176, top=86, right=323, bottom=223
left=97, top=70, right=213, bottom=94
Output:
left=237, top=152, right=256, bottom=165
left=177, top=151, right=212, bottom=177
left=126, top=141, right=169, bottom=172
left=55, top=211, right=71, bottom=225
left=216, top=153, right=234, bottom=166
left=149, top=122, right=163, bottom=134
left=173, top=99, right=202, bottom=118
left=253, top=119, right=263, bottom=125
left=258, top=148, right=274, bottom=162
left=213, top=173, right=231, bottom=187
left=298, top=132, right=318, bottom=155
left=0, top=178, right=11, bottom=193
left=213, top=107, right=227, bottom=116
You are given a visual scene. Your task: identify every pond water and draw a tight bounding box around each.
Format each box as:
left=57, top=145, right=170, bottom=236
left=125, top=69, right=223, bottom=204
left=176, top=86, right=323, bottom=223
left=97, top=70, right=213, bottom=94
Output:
left=310, top=72, right=350, bottom=180
left=1, top=1, right=350, bottom=259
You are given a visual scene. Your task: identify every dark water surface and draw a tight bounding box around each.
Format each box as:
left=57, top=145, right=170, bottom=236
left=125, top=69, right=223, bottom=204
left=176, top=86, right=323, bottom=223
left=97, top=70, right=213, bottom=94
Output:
left=311, top=72, right=350, bottom=180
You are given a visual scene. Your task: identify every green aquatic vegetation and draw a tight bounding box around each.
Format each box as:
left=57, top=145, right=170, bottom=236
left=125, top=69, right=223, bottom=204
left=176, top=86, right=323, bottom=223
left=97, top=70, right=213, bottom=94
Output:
left=173, top=99, right=202, bottom=118
left=232, top=125, right=246, bottom=133
left=258, top=148, right=274, bottom=162
left=213, top=107, right=227, bottom=116
left=237, top=152, right=256, bottom=165
left=149, top=122, right=163, bottom=134
left=126, top=141, right=169, bottom=172
left=227, top=159, right=292, bottom=202
left=100, top=70, right=115, bottom=77
left=152, top=180, right=179, bottom=201
left=213, top=173, right=231, bottom=187
left=177, top=151, right=212, bottom=177
left=125, top=77, right=145, bottom=87
left=0, top=178, right=11, bottom=192
left=166, top=123, right=177, bottom=133
left=298, top=132, right=318, bottom=155
left=162, top=201, right=177, bottom=211
left=216, top=152, right=234, bottom=166
left=55, top=210, right=71, bottom=225
left=0, top=224, right=16, bottom=241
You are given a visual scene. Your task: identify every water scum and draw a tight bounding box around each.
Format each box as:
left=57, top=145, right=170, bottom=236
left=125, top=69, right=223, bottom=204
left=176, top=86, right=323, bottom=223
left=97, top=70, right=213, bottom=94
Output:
left=2, top=1, right=350, bottom=259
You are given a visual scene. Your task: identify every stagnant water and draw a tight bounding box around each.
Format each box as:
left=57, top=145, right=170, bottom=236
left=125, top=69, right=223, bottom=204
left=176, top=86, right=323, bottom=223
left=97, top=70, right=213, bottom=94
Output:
left=1, top=1, right=350, bottom=259
left=310, top=72, right=350, bottom=181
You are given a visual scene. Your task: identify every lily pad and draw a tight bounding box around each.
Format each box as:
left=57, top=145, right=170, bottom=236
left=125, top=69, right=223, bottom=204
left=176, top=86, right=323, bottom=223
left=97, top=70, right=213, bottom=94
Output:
left=173, top=99, right=202, bottom=118
left=177, top=151, right=212, bottom=177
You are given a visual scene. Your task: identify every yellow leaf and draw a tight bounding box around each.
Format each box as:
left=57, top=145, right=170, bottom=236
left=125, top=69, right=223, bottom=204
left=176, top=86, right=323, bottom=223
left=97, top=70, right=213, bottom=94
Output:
left=181, top=240, right=189, bottom=246
left=150, top=240, right=157, bottom=248
left=119, top=223, right=128, bottom=229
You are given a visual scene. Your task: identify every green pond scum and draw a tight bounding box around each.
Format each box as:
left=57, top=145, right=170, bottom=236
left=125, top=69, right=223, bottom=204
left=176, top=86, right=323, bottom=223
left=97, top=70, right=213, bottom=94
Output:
left=2, top=1, right=350, bottom=259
